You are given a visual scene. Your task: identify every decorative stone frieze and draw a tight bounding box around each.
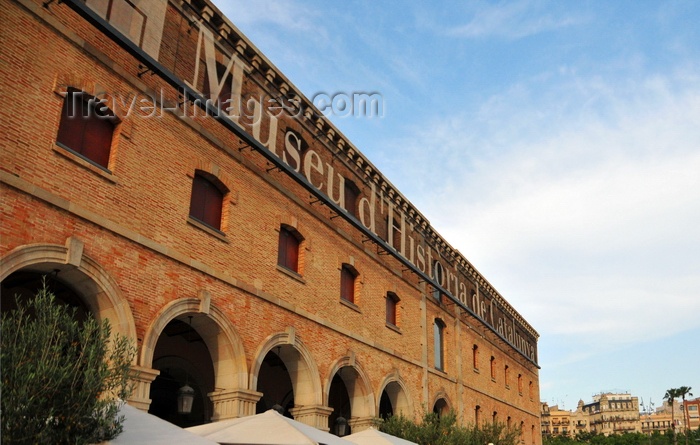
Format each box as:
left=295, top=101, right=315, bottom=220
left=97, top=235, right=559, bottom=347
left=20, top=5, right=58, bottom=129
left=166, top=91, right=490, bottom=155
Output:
left=289, top=405, right=335, bottom=431
left=128, top=365, right=160, bottom=411
left=209, top=388, right=263, bottom=421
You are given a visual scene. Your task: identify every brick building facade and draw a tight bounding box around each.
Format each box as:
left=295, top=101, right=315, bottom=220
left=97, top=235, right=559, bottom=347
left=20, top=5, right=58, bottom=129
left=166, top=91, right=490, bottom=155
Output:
left=0, top=0, right=541, bottom=441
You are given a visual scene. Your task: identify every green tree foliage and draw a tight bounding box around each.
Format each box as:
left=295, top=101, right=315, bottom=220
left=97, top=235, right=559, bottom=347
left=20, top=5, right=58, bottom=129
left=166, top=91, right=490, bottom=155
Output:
left=1, top=282, right=136, bottom=444
left=379, top=410, right=521, bottom=445
left=543, top=429, right=700, bottom=445
left=664, top=388, right=682, bottom=445
left=675, top=386, right=693, bottom=445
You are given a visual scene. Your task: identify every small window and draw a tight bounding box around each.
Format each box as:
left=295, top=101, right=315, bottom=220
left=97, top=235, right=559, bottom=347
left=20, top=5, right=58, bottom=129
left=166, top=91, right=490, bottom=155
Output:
left=472, top=344, right=479, bottom=370
left=518, top=374, right=523, bottom=394
left=340, top=264, right=358, bottom=303
left=505, top=364, right=510, bottom=388
left=433, top=318, right=445, bottom=371
left=344, top=180, right=360, bottom=216
left=189, top=172, right=225, bottom=230
left=386, top=292, right=399, bottom=326
left=278, top=225, right=301, bottom=273
left=56, top=88, right=116, bottom=169
left=490, top=356, right=496, bottom=380
left=433, top=398, right=448, bottom=417
left=475, top=405, right=481, bottom=424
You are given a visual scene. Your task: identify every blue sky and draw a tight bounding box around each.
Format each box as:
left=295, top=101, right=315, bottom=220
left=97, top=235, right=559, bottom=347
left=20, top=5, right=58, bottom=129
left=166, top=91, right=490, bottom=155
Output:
left=212, top=1, right=700, bottom=410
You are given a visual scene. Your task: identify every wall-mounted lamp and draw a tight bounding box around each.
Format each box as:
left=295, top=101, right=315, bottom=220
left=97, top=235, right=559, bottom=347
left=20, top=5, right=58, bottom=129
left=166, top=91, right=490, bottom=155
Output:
left=335, top=416, right=348, bottom=437
left=177, top=384, right=195, bottom=414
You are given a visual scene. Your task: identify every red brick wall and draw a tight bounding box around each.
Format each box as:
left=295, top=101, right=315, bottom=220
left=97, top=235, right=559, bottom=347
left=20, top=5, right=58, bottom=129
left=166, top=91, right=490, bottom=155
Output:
left=0, top=0, right=541, bottom=440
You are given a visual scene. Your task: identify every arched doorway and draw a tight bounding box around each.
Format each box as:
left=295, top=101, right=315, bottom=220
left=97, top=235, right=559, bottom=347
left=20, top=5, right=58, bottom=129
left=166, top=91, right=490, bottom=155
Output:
left=0, top=243, right=136, bottom=340
left=378, top=380, right=411, bottom=419
left=255, top=346, right=295, bottom=418
left=379, top=390, right=393, bottom=419
left=328, top=370, right=352, bottom=436
left=148, top=315, right=215, bottom=428
left=433, top=397, right=449, bottom=416
left=1, top=270, right=89, bottom=321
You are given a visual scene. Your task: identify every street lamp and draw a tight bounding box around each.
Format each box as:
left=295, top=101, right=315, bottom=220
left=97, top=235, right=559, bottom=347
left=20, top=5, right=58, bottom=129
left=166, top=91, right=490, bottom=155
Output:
left=640, top=398, right=655, bottom=445
left=177, top=383, right=195, bottom=414
left=335, top=416, right=348, bottom=436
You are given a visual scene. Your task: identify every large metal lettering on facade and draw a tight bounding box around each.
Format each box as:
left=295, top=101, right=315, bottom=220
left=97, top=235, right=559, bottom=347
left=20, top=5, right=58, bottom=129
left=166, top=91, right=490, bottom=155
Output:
left=70, top=0, right=538, bottom=364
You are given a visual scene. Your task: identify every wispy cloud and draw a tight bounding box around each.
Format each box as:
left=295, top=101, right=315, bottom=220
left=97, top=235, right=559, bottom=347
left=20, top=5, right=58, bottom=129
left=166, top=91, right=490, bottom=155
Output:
left=380, top=69, right=700, bottom=353
left=221, top=0, right=321, bottom=34
left=444, top=0, right=586, bottom=39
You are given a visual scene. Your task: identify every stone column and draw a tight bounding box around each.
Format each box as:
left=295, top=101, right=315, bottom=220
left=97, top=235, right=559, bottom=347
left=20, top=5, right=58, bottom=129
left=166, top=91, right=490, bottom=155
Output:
left=289, top=405, right=334, bottom=431
left=348, top=416, right=377, bottom=433
left=127, top=365, right=160, bottom=411
left=209, top=388, right=262, bottom=421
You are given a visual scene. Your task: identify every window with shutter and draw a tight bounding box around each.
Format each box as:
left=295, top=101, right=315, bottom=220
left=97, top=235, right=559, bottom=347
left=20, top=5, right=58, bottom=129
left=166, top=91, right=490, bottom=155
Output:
left=277, top=226, right=301, bottom=273
left=340, top=264, right=357, bottom=303
left=189, top=172, right=224, bottom=230
left=386, top=292, right=399, bottom=326
left=56, top=88, right=115, bottom=169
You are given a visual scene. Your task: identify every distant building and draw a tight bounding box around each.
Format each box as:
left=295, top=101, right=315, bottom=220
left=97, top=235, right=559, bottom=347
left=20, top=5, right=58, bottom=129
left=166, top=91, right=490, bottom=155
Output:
left=541, top=393, right=642, bottom=437
left=682, top=398, right=700, bottom=431
left=656, top=400, right=686, bottom=433
left=549, top=405, right=573, bottom=437
left=541, top=403, right=551, bottom=437
left=640, top=411, right=674, bottom=435
left=581, top=393, right=640, bottom=436
left=571, top=400, right=589, bottom=435
left=541, top=393, right=700, bottom=438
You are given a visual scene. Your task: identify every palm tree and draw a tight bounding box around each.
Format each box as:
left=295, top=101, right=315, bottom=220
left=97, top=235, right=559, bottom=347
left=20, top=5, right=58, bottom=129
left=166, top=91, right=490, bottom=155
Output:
left=664, top=388, right=681, bottom=445
left=677, top=386, right=693, bottom=445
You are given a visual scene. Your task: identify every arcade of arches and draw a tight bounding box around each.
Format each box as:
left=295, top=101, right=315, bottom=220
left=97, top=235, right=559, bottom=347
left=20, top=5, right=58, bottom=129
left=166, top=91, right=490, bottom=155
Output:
left=0, top=244, right=414, bottom=433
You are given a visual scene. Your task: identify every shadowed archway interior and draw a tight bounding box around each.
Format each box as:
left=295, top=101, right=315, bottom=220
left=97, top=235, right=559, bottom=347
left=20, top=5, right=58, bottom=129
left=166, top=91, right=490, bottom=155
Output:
left=148, top=317, right=215, bottom=428
left=255, top=348, right=295, bottom=418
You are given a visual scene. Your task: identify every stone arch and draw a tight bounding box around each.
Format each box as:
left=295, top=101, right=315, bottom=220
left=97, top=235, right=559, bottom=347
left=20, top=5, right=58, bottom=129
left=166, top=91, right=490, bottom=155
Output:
left=250, top=329, right=322, bottom=408
left=326, top=355, right=375, bottom=419
left=0, top=241, right=136, bottom=342
left=432, top=390, right=451, bottom=416
left=377, top=372, right=413, bottom=417
left=140, top=297, right=248, bottom=390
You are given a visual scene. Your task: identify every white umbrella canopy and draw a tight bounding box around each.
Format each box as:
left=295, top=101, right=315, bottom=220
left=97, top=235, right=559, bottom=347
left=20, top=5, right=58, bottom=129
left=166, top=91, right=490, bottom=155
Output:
left=186, top=409, right=355, bottom=445
left=344, top=427, right=419, bottom=445
left=100, top=402, right=220, bottom=445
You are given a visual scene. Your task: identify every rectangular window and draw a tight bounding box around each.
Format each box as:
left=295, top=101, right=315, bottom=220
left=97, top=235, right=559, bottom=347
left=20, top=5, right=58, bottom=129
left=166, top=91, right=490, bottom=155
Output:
left=56, top=88, right=115, bottom=169
left=340, top=264, right=357, bottom=303
left=277, top=226, right=300, bottom=272
left=386, top=292, right=399, bottom=326
left=189, top=172, right=224, bottom=230
left=434, top=319, right=445, bottom=371
left=518, top=374, right=523, bottom=394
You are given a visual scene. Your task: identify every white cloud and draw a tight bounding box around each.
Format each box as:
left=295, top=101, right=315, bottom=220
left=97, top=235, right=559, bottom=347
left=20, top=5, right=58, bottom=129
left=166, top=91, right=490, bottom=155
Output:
left=380, top=70, right=700, bottom=354
left=445, top=0, right=586, bottom=40
left=219, top=0, right=320, bottom=33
